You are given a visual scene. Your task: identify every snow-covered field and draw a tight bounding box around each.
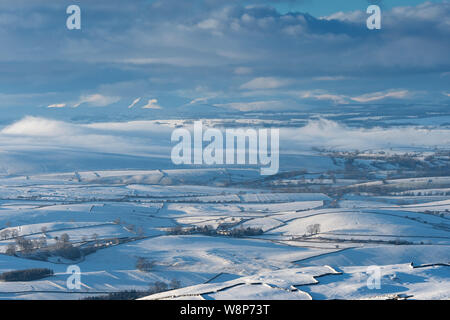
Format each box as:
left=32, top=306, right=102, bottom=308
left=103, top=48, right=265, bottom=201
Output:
left=0, top=160, right=448, bottom=300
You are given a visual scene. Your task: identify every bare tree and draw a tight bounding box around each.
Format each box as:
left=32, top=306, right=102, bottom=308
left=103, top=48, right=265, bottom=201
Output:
left=57, top=233, right=70, bottom=249
left=152, top=281, right=168, bottom=292
left=38, top=236, right=48, bottom=248
left=0, top=230, right=10, bottom=240
left=170, top=279, right=181, bottom=289
left=136, top=257, right=154, bottom=272
left=6, top=243, right=16, bottom=256
left=15, top=236, right=33, bottom=254
left=306, top=224, right=321, bottom=236
left=168, top=225, right=183, bottom=235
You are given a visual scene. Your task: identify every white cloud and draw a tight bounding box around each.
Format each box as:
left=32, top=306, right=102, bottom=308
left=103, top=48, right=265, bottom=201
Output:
left=313, top=76, right=348, bottom=81
left=187, top=90, right=220, bottom=105
left=188, top=97, right=211, bottom=105
left=141, top=98, right=163, bottom=109
left=127, top=97, right=141, bottom=109
left=73, top=94, right=120, bottom=108
left=300, top=90, right=348, bottom=104
left=1, top=116, right=77, bottom=137
left=240, top=77, right=290, bottom=90
left=299, top=89, right=411, bottom=104
left=47, top=103, right=66, bottom=108
left=322, top=10, right=365, bottom=22
left=214, top=100, right=288, bottom=111
left=283, top=118, right=450, bottom=151
left=180, top=86, right=221, bottom=106
left=350, top=90, right=410, bottom=103
left=443, top=92, right=450, bottom=97
left=0, top=116, right=173, bottom=153
left=197, top=18, right=220, bottom=30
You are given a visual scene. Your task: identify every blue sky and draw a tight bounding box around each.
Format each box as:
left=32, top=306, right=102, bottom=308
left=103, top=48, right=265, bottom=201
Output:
left=0, top=0, right=448, bottom=123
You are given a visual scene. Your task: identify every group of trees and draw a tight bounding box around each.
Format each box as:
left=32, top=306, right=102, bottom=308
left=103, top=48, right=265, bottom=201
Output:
left=228, top=227, right=264, bottom=237
left=52, top=234, right=82, bottom=260
left=399, top=191, right=450, bottom=196
left=0, top=268, right=53, bottom=282
left=84, top=279, right=181, bottom=300
left=168, top=225, right=216, bottom=236
left=168, top=225, right=263, bottom=237
left=0, top=229, right=18, bottom=240
left=5, top=235, right=47, bottom=255
left=5, top=233, right=82, bottom=261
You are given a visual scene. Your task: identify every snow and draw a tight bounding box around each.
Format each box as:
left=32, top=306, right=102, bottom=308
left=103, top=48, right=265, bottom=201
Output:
left=141, top=263, right=450, bottom=300
left=0, top=160, right=448, bottom=300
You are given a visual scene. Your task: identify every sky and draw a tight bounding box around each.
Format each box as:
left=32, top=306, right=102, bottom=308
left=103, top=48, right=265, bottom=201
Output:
left=0, top=0, right=448, bottom=123
left=273, top=0, right=444, bottom=16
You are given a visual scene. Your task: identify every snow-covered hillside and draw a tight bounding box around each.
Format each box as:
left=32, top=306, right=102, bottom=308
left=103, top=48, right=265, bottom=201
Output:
left=0, top=164, right=448, bottom=300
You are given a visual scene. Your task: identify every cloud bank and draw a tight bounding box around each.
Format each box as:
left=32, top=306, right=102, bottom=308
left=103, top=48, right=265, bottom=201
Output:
left=0, top=116, right=449, bottom=174
left=0, top=0, right=447, bottom=113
